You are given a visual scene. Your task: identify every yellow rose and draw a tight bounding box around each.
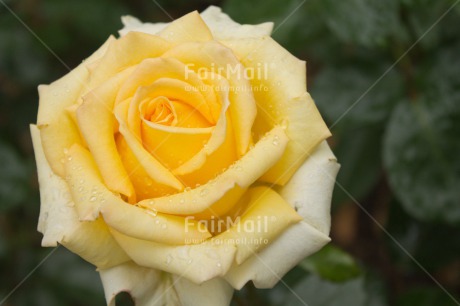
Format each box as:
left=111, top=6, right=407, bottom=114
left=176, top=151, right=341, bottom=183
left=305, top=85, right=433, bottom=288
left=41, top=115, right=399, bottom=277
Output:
left=31, top=6, right=339, bottom=306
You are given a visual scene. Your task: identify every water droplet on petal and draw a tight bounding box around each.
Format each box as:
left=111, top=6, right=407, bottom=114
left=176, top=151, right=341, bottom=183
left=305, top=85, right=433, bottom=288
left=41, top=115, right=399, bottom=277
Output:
left=89, top=196, right=97, bottom=202
left=200, top=189, right=209, bottom=197
left=165, top=254, right=173, bottom=265
left=161, top=223, right=167, bottom=229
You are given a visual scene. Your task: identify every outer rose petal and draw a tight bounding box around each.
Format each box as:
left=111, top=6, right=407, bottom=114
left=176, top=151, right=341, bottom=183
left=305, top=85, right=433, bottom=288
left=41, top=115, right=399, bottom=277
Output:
left=119, top=6, right=273, bottom=40
left=200, top=6, right=273, bottom=40
left=31, top=125, right=130, bottom=269
left=278, top=141, right=340, bottom=235
left=99, top=262, right=234, bottom=306
left=37, top=36, right=114, bottom=177
left=221, top=37, right=331, bottom=184
left=110, top=229, right=237, bottom=284
left=224, top=142, right=339, bottom=289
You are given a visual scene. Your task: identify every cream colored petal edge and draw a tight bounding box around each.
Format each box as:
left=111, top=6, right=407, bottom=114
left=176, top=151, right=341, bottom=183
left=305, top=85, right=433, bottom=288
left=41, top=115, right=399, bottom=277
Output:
left=99, top=262, right=234, bottom=306
left=224, top=141, right=339, bottom=289
left=118, top=6, right=273, bottom=41
left=216, top=186, right=302, bottom=265
left=221, top=37, right=331, bottom=184
left=173, top=275, right=234, bottom=306
left=138, top=125, right=288, bottom=215
left=99, top=262, right=170, bottom=306
left=224, top=221, right=330, bottom=289
left=278, top=141, right=340, bottom=235
left=66, top=144, right=211, bottom=245
left=111, top=229, right=237, bottom=284
left=200, top=6, right=273, bottom=40
left=37, top=36, right=114, bottom=177
left=31, top=125, right=130, bottom=269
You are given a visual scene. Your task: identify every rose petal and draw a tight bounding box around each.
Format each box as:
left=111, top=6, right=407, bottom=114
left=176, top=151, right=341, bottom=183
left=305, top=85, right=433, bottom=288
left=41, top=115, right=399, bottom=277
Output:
left=222, top=37, right=331, bottom=184
left=157, top=11, right=213, bottom=45
left=110, top=229, right=237, bottom=284
left=76, top=67, right=136, bottom=198
left=37, top=36, right=114, bottom=177
left=137, top=126, right=288, bottom=215
left=118, top=6, right=273, bottom=41
left=200, top=6, right=273, bottom=40
left=99, top=262, right=169, bottom=306
left=87, top=32, right=171, bottom=89
left=65, top=143, right=211, bottom=245
left=216, top=186, right=302, bottom=264
left=278, top=141, right=340, bottom=235
left=162, top=41, right=257, bottom=156
left=172, top=274, right=234, bottom=306
left=224, top=141, right=339, bottom=289
left=115, top=134, right=180, bottom=200
left=119, top=15, right=167, bottom=37
left=31, top=125, right=129, bottom=269
left=225, top=221, right=330, bottom=289
left=99, top=262, right=234, bottom=306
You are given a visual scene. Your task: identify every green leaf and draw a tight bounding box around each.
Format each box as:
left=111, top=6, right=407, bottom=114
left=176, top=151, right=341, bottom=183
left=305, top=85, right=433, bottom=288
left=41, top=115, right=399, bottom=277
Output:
left=311, top=63, right=404, bottom=129
left=299, top=244, right=362, bottom=282
left=383, top=43, right=460, bottom=224
left=331, top=127, right=383, bottom=206
left=320, top=0, right=406, bottom=48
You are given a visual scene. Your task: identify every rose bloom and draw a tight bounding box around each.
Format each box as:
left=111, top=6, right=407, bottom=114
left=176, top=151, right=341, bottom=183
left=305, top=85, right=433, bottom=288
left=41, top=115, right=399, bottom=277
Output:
left=31, top=6, right=339, bottom=306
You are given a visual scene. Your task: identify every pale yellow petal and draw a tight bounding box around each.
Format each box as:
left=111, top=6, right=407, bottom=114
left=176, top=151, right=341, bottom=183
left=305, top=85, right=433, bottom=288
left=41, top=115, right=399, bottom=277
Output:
left=65, top=143, right=210, bottom=245
left=99, top=262, right=168, bottom=306
left=111, top=229, right=237, bottom=284
left=224, top=142, right=338, bottom=290
left=137, top=126, right=288, bottom=215
left=225, top=221, right=330, bottom=289
left=221, top=37, right=331, bottom=185
left=76, top=67, right=135, bottom=198
left=30, top=125, right=129, bottom=269
left=200, top=6, right=273, bottom=40
left=173, top=275, right=234, bottom=306
left=157, top=11, right=213, bottom=44
left=162, top=41, right=257, bottom=156
left=216, top=186, right=302, bottom=264
left=87, top=32, right=171, bottom=89
left=278, top=141, right=340, bottom=235
left=118, top=15, right=167, bottom=36
left=36, top=36, right=114, bottom=177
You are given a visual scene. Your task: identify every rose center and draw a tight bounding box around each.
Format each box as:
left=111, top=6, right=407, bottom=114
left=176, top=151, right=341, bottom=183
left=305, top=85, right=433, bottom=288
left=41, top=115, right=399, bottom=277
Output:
left=140, top=96, right=177, bottom=126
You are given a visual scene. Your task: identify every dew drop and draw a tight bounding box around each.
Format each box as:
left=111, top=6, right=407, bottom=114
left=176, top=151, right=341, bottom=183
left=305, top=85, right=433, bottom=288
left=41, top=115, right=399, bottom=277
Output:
left=155, top=220, right=160, bottom=225
left=187, top=259, right=193, bottom=264
left=165, top=254, right=173, bottom=265
left=200, top=189, right=209, bottom=197
left=89, top=196, right=97, bottom=202
left=147, top=208, right=158, bottom=217
left=179, top=198, right=185, bottom=204
left=184, top=187, right=192, bottom=192
left=216, top=262, right=222, bottom=268
left=161, top=223, right=167, bottom=229
left=272, top=140, right=279, bottom=146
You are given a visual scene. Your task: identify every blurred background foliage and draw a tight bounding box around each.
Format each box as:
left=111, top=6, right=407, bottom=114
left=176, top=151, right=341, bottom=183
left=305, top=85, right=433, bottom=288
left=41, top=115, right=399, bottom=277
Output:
left=0, top=0, right=459, bottom=305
